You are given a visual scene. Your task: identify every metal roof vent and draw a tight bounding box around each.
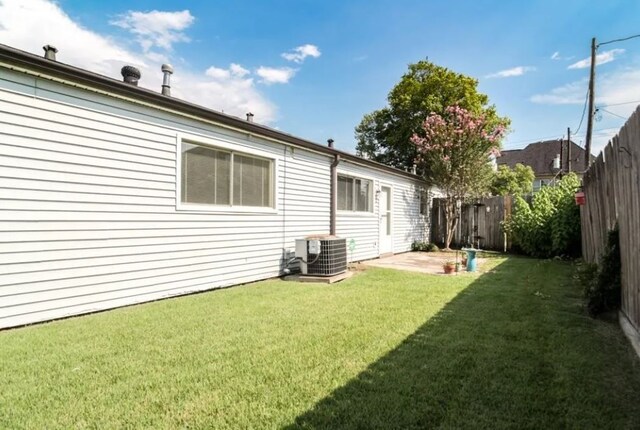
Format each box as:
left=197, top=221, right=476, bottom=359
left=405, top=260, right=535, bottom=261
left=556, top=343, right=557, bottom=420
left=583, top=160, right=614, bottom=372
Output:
left=327, top=138, right=334, bottom=148
left=121, top=66, right=141, bottom=86
left=246, top=112, right=254, bottom=122
left=43, top=45, right=58, bottom=61
left=161, top=64, right=173, bottom=96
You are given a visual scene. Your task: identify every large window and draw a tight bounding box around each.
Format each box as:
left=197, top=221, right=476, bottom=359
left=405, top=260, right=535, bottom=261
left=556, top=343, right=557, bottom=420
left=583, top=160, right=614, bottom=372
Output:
left=181, top=141, right=273, bottom=208
left=337, top=174, right=373, bottom=212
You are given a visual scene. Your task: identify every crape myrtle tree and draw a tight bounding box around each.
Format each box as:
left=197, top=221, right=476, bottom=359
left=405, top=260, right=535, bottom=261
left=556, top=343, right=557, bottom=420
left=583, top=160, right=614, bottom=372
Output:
left=355, top=61, right=509, bottom=171
left=411, top=105, right=507, bottom=250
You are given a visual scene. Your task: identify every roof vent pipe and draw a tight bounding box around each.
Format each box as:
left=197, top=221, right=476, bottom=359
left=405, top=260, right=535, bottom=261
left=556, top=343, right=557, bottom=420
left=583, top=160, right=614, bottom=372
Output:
left=161, top=64, right=173, bottom=96
left=327, top=138, right=334, bottom=148
left=121, top=66, right=141, bottom=86
left=412, top=164, right=417, bottom=175
left=246, top=112, right=254, bottom=122
left=43, top=45, right=58, bottom=61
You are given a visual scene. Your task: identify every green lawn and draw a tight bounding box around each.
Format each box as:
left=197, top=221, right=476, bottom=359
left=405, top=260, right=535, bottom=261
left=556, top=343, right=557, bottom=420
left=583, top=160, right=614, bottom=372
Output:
left=2, top=257, right=640, bottom=429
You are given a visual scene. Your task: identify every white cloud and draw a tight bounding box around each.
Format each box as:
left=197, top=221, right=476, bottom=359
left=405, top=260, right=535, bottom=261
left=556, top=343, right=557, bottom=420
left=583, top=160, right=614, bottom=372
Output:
left=0, top=0, right=277, bottom=122
left=550, top=51, right=574, bottom=61
left=110, top=10, right=194, bottom=52
left=205, top=66, right=230, bottom=80
left=530, top=79, right=588, bottom=104
left=204, top=64, right=250, bottom=80
left=281, top=44, right=321, bottom=63
left=531, top=68, right=640, bottom=107
left=229, top=63, right=250, bottom=77
left=0, top=0, right=140, bottom=75
left=568, top=48, right=625, bottom=69
left=531, top=68, right=640, bottom=154
left=486, top=66, right=536, bottom=78
left=256, top=66, right=297, bottom=84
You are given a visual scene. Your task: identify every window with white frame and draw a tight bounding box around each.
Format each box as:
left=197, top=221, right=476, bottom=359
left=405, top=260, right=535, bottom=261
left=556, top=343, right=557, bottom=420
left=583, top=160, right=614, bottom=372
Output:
left=181, top=141, right=273, bottom=208
left=419, top=189, right=430, bottom=215
left=337, top=174, right=373, bottom=212
left=533, top=178, right=551, bottom=192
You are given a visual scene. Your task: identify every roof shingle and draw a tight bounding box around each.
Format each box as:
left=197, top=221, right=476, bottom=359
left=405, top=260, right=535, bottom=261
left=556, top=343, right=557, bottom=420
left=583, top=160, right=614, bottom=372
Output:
left=498, top=139, right=593, bottom=176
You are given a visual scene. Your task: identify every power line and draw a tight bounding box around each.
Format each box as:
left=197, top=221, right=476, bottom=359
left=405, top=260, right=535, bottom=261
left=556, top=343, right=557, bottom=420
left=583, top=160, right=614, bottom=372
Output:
left=572, top=125, right=625, bottom=138
left=598, top=100, right=640, bottom=108
left=598, top=33, right=640, bottom=47
left=573, top=87, right=590, bottom=134
left=502, top=134, right=563, bottom=147
left=597, top=107, right=627, bottom=120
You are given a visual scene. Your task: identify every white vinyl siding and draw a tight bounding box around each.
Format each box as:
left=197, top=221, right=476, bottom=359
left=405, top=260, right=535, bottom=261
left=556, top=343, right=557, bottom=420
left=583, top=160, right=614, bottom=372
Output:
left=0, top=70, right=307, bottom=329
left=337, top=162, right=428, bottom=261
left=0, top=66, right=426, bottom=329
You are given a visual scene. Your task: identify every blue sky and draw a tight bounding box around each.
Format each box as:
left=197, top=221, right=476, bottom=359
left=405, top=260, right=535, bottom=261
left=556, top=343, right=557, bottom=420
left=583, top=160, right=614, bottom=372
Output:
left=2, top=0, right=640, bottom=156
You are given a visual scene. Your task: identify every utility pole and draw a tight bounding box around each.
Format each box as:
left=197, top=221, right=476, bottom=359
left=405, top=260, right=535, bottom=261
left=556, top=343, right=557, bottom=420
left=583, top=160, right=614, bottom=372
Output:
left=585, top=37, right=596, bottom=171
left=559, top=137, right=564, bottom=171
left=567, top=127, right=572, bottom=172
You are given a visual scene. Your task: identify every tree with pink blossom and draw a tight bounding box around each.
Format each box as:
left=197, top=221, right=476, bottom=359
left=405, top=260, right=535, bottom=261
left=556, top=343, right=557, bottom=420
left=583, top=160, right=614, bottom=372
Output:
left=411, top=105, right=507, bottom=250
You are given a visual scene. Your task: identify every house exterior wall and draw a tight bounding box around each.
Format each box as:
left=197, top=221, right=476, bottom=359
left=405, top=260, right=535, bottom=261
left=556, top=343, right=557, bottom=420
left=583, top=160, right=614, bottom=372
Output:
left=0, top=68, right=427, bottom=329
left=336, top=162, right=428, bottom=262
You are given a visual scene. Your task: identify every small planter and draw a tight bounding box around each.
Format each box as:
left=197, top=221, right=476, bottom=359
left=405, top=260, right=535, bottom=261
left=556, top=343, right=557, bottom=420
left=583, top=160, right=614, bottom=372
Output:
left=443, top=261, right=456, bottom=274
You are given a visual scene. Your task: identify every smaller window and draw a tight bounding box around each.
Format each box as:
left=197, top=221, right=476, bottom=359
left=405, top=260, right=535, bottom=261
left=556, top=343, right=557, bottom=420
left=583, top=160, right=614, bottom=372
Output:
left=533, top=179, right=542, bottom=192
left=337, top=174, right=373, bottom=212
left=419, top=190, right=430, bottom=215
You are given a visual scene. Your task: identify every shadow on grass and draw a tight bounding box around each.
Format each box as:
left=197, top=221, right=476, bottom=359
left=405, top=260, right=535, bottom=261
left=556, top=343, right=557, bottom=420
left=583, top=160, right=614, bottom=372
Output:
left=285, top=257, right=640, bottom=429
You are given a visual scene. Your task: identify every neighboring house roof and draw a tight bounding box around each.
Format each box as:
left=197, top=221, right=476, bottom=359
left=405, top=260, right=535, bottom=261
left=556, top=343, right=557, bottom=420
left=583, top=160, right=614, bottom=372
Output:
left=497, top=139, right=594, bottom=177
left=0, top=43, right=422, bottom=182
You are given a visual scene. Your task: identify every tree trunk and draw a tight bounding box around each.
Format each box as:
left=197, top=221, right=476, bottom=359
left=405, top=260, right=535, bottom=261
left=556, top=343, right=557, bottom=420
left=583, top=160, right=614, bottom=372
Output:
left=443, top=198, right=459, bottom=250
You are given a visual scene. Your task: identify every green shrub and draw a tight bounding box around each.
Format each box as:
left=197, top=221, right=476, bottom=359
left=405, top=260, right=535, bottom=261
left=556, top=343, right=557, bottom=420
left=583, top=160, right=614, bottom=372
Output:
left=503, top=173, right=581, bottom=258
left=411, top=241, right=439, bottom=252
left=582, top=226, right=621, bottom=316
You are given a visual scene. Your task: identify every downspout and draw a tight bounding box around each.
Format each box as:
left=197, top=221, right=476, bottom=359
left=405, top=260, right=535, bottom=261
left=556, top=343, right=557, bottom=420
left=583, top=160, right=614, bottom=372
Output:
left=328, top=139, right=340, bottom=236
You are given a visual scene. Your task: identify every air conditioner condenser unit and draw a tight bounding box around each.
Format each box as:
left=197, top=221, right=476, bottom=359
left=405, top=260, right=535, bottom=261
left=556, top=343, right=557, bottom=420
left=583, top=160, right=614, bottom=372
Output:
left=295, top=236, right=347, bottom=276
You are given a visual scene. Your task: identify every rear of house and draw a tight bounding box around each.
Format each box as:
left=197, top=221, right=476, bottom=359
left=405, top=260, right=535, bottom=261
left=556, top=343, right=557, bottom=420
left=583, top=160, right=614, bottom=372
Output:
left=0, top=44, right=432, bottom=329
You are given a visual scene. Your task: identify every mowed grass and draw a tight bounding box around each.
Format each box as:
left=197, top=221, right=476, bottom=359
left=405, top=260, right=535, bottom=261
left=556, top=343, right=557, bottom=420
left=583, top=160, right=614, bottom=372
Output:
left=1, top=258, right=640, bottom=429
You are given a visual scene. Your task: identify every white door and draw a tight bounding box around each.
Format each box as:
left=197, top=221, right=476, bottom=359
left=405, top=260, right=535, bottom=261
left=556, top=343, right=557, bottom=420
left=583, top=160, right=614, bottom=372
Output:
left=379, top=186, right=393, bottom=254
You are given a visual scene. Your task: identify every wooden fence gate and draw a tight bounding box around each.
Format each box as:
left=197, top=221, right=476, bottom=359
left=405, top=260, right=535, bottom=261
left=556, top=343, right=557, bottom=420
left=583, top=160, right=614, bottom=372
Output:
left=581, top=106, right=640, bottom=331
left=430, top=195, right=513, bottom=251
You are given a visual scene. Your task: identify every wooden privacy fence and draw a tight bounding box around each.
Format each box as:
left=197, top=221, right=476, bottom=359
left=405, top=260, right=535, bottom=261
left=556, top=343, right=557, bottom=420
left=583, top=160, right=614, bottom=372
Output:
left=430, top=195, right=514, bottom=251
left=581, top=106, right=640, bottom=331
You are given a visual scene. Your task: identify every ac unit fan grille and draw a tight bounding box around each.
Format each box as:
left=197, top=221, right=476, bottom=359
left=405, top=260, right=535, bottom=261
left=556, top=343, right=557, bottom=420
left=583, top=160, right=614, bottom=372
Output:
left=307, top=238, right=347, bottom=276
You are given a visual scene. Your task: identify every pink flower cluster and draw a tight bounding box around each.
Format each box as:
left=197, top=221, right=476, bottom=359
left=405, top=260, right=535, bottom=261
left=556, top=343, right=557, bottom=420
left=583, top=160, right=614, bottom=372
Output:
left=410, top=105, right=506, bottom=161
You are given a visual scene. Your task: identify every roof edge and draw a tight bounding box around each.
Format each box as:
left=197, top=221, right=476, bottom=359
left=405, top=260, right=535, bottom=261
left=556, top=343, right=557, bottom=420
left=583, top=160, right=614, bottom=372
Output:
left=0, top=43, right=423, bottom=182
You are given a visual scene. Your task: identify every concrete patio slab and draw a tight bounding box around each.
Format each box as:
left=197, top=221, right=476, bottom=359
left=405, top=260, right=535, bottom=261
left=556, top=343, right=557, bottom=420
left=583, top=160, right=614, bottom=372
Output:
left=362, top=251, right=484, bottom=275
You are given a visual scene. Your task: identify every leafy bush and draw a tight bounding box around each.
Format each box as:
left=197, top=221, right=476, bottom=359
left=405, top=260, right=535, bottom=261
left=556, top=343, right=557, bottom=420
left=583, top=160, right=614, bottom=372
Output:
left=411, top=241, right=439, bottom=252
left=490, top=163, right=535, bottom=196
left=582, top=226, right=621, bottom=316
left=503, top=173, right=581, bottom=258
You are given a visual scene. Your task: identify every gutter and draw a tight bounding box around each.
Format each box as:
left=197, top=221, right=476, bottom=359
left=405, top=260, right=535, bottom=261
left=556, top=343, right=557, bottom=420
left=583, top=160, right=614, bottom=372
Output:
left=329, top=138, right=340, bottom=235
